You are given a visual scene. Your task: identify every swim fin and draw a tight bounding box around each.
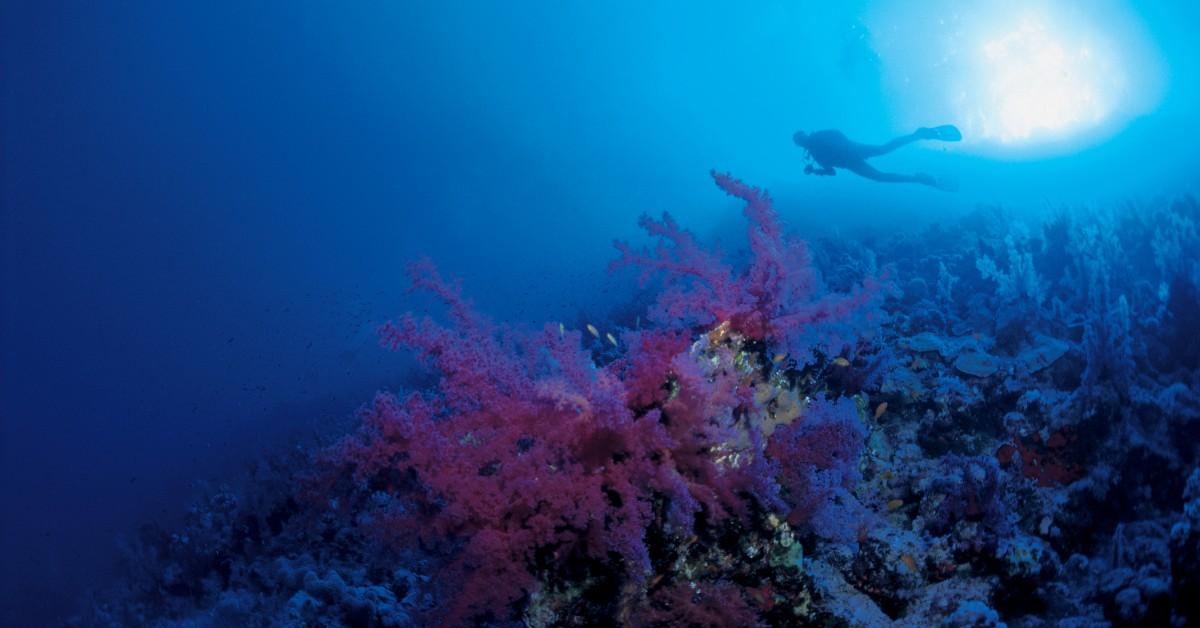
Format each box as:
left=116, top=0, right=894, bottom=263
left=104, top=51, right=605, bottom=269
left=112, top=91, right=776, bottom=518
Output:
left=927, top=124, right=962, bottom=142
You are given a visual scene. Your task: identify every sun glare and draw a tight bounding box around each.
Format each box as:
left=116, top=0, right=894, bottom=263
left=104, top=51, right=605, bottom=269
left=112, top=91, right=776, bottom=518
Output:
left=973, top=14, right=1119, bottom=143
left=869, top=0, right=1161, bottom=152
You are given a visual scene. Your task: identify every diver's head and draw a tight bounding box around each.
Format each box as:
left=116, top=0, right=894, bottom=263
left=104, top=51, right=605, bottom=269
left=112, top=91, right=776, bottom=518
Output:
left=792, top=131, right=808, bottom=147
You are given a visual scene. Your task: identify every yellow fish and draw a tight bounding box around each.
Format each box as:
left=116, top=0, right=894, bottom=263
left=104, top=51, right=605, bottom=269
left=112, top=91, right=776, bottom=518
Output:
left=833, top=357, right=850, bottom=367
left=874, top=402, right=888, bottom=419
left=606, top=332, right=618, bottom=346
left=558, top=322, right=565, bottom=337
left=772, top=353, right=787, bottom=364
left=586, top=324, right=599, bottom=338
left=887, top=498, right=904, bottom=511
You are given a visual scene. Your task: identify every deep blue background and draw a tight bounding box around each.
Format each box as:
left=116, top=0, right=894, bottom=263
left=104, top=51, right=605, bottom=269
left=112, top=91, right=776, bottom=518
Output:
left=2, top=1, right=1198, bottom=623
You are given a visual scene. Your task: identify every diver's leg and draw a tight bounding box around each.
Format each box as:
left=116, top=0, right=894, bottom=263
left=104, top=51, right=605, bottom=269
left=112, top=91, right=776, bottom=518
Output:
left=858, top=133, right=924, bottom=158
left=843, top=160, right=936, bottom=186
left=860, top=125, right=962, bottom=157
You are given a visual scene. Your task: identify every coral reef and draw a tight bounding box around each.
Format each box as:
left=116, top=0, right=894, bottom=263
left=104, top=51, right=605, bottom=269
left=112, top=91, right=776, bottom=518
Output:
left=88, top=182, right=1200, bottom=626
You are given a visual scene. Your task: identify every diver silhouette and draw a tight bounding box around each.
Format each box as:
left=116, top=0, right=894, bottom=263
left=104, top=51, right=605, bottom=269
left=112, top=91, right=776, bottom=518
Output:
left=793, top=125, right=962, bottom=191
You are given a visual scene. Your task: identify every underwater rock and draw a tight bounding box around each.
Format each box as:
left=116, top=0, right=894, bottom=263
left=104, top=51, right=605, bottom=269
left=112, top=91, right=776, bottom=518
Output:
left=902, top=332, right=991, bottom=368
left=883, top=365, right=925, bottom=399
left=953, top=351, right=1001, bottom=378
left=844, top=527, right=928, bottom=617
left=942, top=599, right=1005, bottom=627
left=896, top=578, right=998, bottom=627
left=998, top=533, right=1056, bottom=579
left=1171, top=468, right=1200, bottom=624
left=902, top=332, right=949, bottom=356
left=805, top=559, right=893, bottom=625
left=1015, top=335, right=1071, bottom=374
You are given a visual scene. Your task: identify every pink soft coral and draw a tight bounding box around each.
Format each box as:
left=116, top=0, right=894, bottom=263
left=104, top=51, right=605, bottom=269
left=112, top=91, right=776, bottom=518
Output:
left=612, top=170, right=884, bottom=365
left=326, top=173, right=879, bottom=623
left=332, top=259, right=730, bottom=623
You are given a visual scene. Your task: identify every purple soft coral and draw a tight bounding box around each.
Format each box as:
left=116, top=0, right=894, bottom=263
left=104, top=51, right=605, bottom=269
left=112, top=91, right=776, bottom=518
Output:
left=326, top=173, right=882, bottom=623
left=332, top=257, right=767, bottom=623
left=767, top=395, right=867, bottom=536
left=613, top=171, right=885, bottom=366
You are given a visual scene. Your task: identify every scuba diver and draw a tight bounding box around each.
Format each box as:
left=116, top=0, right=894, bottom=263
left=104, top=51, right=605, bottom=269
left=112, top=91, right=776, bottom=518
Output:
left=793, top=125, right=962, bottom=191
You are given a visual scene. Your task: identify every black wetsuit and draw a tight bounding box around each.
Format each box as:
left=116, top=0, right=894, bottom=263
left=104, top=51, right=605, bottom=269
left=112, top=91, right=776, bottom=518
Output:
left=801, top=129, right=935, bottom=185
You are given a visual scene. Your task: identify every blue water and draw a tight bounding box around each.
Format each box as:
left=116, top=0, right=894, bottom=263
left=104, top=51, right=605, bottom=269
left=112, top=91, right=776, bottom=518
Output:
left=3, top=1, right=1199, bottom=625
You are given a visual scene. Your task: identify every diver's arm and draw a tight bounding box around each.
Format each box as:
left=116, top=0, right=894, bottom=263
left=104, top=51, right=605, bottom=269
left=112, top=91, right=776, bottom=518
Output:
left=804, top=164, right=836, bottom=176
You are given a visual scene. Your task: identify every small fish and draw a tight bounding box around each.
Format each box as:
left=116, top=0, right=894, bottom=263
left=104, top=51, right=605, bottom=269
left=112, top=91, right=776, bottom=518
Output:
left=586, top=324, right=599, bottom=338
left=874, top=402, right=888, bottom=419
left=772, top=353, right=787, bottom=364
left=606, top=332, right=618, bottom=346
left=900, top=554, right=918, bottom=572
left=558, top=322, right=565, bottom=337
left=833, top=357, right=850, bottom=367
left=887, top=498, right=904, bottom=511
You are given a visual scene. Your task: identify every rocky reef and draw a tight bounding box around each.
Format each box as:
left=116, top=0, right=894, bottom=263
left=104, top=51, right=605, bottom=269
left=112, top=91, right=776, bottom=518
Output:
left=83, top=178, right=1200, bottom=626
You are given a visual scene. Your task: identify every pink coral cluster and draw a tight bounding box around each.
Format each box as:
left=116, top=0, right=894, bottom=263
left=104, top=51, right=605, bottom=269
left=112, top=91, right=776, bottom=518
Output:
left=333, top=261, right=681, bottom=622
left=612, top=170, right=884, bottom=363
left=324, top=173, right=882, bottom=623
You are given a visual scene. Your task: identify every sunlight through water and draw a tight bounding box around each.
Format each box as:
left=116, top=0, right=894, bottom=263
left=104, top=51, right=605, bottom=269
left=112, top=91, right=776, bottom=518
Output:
left=970, top=13, right=1120, bottom=142
left=868, top=0, right=1163, bottom=152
